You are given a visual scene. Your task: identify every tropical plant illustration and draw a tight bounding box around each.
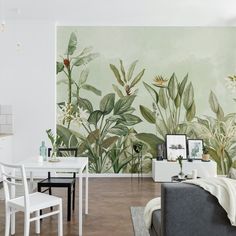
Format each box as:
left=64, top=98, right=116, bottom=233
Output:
left=56, top=32, right=101, bottom=127
left=190, top=91, right=236, bottom=174
left=140, top=73, right=196, bottom=139
left=56, top=29, right=236, bottom=174
left=110, top=60, right=145, bottom=97
left=75, top=93, right=143, bottom=173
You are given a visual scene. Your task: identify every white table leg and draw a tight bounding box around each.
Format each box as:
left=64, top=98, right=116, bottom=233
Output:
left=11, top=169, right=16, bottom=235
left=79, top=168, right=83, bottom=236
left=85, top=162, right=88, bottom=215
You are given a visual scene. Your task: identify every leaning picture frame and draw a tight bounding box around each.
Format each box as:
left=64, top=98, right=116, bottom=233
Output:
left=166, top=134, right=187, bottom=161
left=187, top=139, right=203, bottom=160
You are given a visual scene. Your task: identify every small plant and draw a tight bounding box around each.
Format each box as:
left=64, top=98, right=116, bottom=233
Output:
left=46, top=129, right=62, bottom=158
left=203, top=146, right=209, bottom=155
left=177, top=155, right=184, bottom=178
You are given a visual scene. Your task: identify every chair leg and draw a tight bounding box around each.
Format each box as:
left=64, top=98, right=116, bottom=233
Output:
left=35, top=210, right=40, bottom=234
left=72, top=183, right=76, bottom=211
left=58, top=201, right=63, bottom=236
left=24, top=213, right=30, bottom=236
left=5, top=207, right=10, bottom=236
left=67, top=186, right=71, bottom=221
left=38, top=185, right=43, bottom=217
left=49, top=187, right=53, bottom=211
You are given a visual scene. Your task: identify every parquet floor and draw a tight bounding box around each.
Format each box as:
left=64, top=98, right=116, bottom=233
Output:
left=0, top=178, right=161, bottom=236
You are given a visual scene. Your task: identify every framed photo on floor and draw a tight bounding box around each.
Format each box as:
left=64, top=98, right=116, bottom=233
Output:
left=187, top=139, right=203, bottom=160
left=166, top=134, right=187, bottom=161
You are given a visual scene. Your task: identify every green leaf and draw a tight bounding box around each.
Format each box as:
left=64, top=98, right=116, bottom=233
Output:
left=159, top=88, right=167, bottom=109
left=178, top=74, right=188, bottom=96
left=78, top=97, right=93, bottom=113
left=56, top=125, right=78, bottom=147
left=112, top=84, right=124, bottom=98
left=87, top=129, right=100, bottom=144
left=73, top=53, right=99, bottom=67
left=174, top=93, right=181, bottom=108
left=135, top=133, right=163, bottom=157
left=114, top=95, right=135, bottom=115
left=120, top=60, right=126, bottom=82
left=88, top=110, right=103, bottom=125
left=197, top=117, right=209, bottom=128
left=140, top=105, right=156, bottom=124
left=56, top=62, right=64, bottom=74
left=79, top=69, right=89, bottom=85
left=186, top=101, right=196, bottom=121
left=119, top=114, right=142, bottom=126
left=102, top=136, right=119, bottom=149
left=217, top=105, right=224, bottom=121
left=79, top=46, right=93, bottom=56
left=110, top=64, right=124, bottom=86
left=107, top=115, right=124, bottom=123
left=100, top=93, right=115, bottom=115
left=143, top=82, right=159, bottom=104
left=209, top=91, right=219, bottom=114
left=67, top=32, right=77, bottom=56
left=168, top=73, right=178, bottom=100
left=109, top=124, right=129, bottom=136
left=82, top=84, right=102, bottom=96
left=183, top=82, right=194, bottom=110
left=127, top=60, right=138, bottom=81
left=130, top=69, right=145, bottom=88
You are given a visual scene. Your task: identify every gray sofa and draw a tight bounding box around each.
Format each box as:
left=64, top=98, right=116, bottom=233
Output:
left=150, top=183, right=236, bottom=236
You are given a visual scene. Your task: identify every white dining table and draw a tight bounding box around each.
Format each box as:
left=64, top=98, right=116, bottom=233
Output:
left=12, top=157, right=89, bottom=236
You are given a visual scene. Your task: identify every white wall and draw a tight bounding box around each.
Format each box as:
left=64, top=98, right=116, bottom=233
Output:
left=0, top=0, right=235, bottom=162
left=0, top=21, right=56, bottom=161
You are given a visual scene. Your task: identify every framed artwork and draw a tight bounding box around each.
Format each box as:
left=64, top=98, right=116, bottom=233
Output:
left=187, top=139, right=203, bottom=160
left=166, top=134, right=187, bottom=161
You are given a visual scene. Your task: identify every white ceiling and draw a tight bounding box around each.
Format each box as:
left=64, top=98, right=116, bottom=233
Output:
left=1, top=0, right=236, bottom=25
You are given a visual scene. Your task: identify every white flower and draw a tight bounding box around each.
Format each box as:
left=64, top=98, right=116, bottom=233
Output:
left=72, top=106, right=89, bottom=126
left=57, top=103, right=75, bottom=125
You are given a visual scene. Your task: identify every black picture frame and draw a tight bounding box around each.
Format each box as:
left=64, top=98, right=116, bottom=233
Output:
left=187, top=139, right=203, bottom=160
left=166, top=134, right=187, bottom=161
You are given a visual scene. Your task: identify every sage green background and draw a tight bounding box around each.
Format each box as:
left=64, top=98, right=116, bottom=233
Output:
left=57, top=26, right=236, bottom=134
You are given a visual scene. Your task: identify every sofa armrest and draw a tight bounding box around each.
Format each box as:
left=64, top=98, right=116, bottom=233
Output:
left=161, top=183, right=236, bottom=236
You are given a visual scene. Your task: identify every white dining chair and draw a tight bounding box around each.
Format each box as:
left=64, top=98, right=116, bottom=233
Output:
left=0, top=162, right=63, bottom=236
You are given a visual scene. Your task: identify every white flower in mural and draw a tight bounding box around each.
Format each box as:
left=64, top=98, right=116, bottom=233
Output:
left=57, top=103, right=75, bottom=126
left=225, top=75, right=236, bottom=93
left=73, top=106, right=89, bottom=126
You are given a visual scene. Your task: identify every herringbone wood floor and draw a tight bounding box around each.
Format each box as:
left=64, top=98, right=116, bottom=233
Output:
left=0, top=178, right=161, bottom=236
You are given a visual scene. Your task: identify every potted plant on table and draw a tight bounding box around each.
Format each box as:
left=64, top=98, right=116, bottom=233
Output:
left=177, top=155, right=185, bottom=179
left=202, top=146, right=210, bottom=162
left=46, top=129, right=62, bottom=162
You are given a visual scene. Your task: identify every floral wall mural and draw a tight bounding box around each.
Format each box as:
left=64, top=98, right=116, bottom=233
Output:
left=56, top=27, right=236, bottom=174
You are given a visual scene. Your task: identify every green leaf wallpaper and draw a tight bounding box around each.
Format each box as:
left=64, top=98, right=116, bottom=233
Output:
left=57, top=26, right=236, bottom=174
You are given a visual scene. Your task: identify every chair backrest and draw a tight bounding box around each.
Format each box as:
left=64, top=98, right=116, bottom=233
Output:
left=0, top=162, right=29, bottom=209
left=48, top=148, right=77, bottom=157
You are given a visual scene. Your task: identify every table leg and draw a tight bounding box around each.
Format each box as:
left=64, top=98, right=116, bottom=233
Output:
left=85, top=163, right=88, bottom=215
left=79, top=168, right=83, bottom=236
left=11, top=169, right=16, bottom=235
